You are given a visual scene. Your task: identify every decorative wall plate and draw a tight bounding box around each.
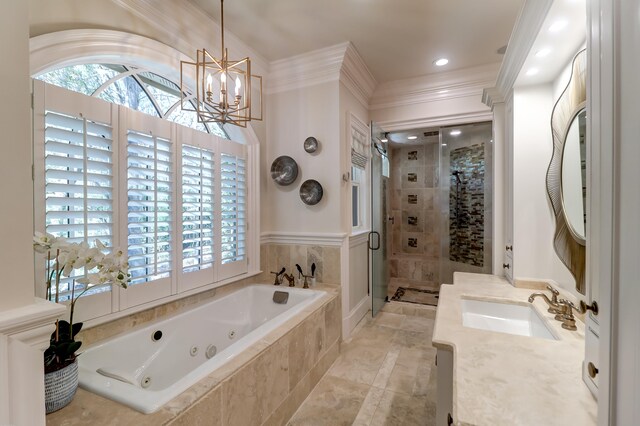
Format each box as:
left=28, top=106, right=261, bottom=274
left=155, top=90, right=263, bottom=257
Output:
left=299, top=179, right=323, bottom=205
left=270, top=156, right=298, bottom=186
left=303, top=137, right=318, bottom=153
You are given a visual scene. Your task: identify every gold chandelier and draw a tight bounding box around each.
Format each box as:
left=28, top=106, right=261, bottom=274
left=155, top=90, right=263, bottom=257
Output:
left=180, top=0, right=262, bottom=127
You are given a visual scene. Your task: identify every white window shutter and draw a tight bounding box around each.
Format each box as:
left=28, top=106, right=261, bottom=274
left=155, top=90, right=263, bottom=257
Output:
left=120, top=108, right=173, bottom=308
left=217, top=139, right=248, bottom=280
left=33, top=81, right=115, bottom=318
left=178, top=126, right=216, bottom=291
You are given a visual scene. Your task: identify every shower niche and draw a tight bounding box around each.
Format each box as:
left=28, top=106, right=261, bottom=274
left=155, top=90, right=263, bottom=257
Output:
left=387, top=122, right=493, bottom=303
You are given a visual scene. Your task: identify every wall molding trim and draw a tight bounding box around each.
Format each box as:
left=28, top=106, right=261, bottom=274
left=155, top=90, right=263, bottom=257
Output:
left=343, top=295, right=370, bottom=340
left=340, top=43, right=377, bottom=109
left=267, top=43, right=346, bottom=94
left=267, top=41, right=376, bottom=108
left=261, top=232, right=348, bottom=247
left=349, top=232, right=370, bottom=248
left=370, top=63, right=499, bottom=111
left=0, top=298, right=65, bottom=350
left=485, top=0, right=553, bottom=105
left=377, top=111, right=494, bottom=132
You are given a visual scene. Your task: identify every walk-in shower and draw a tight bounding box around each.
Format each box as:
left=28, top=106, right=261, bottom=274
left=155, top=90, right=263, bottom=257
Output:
left=385, top=121, right=493, bottom=305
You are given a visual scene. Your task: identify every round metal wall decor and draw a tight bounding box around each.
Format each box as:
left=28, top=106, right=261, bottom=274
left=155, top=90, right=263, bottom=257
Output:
left=270, top=156, right=299, bottom=186
left=303, top=137, right=318, bottom=153
left=299, top=179, right=323, bottom=205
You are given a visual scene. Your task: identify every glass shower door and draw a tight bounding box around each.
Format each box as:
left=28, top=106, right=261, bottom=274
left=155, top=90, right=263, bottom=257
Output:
left=370, top=123, right=388, bottom=317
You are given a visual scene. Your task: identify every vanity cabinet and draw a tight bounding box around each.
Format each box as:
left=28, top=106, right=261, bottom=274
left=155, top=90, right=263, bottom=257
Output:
left=436, top=347, right=454, bottom=426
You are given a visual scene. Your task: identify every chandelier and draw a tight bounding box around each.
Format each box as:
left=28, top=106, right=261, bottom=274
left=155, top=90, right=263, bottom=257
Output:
left=180, top=0, right=262, bottom=127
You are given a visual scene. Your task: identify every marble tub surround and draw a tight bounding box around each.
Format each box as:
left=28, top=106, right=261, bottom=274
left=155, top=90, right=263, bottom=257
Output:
left=432, top=272, right=596, bottom=426
left=47, top=284, right=341, bottom=426
left=290, top=301, right=438, bottom=425
left=260, top=243, right=341, bottom=284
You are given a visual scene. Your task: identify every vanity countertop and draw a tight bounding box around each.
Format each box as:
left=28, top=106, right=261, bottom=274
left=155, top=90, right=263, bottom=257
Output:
left=432, top=272, right=597, bottom=426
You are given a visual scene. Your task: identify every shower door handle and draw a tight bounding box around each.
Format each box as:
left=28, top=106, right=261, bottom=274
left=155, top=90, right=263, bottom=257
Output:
left=368, top=231, right=380, bottom=250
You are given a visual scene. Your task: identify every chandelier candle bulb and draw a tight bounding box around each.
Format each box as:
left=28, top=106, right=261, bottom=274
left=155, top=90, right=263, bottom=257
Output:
left=235, top=76, right=241, bottom=97
left=206, top=74, right=212, bottom=94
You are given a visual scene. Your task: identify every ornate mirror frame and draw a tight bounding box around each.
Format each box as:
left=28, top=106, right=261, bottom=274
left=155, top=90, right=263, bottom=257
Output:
left=546, top=49, right=587, bottom=294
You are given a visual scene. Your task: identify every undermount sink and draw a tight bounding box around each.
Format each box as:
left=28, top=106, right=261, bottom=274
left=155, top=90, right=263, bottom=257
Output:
left=461, top=298, right=558, bottom=340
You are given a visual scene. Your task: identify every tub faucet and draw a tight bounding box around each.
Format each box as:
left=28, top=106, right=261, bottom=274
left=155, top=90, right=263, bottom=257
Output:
left=282, top=273, right=295, bottom=287
left=270, top=267, right=286, bottom=285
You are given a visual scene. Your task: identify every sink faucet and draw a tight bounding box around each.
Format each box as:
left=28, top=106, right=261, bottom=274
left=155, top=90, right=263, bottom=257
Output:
left=555, top=299, right=578, bottom=331
left=528, top=285, right=561, bottom=314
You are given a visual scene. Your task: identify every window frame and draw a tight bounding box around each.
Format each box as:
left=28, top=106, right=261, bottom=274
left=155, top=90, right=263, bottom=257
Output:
left=33, top=79, right=259, bottom=325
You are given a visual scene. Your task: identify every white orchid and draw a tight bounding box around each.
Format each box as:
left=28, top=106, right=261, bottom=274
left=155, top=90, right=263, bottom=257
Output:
left=33, top=233, right=131, bottom=300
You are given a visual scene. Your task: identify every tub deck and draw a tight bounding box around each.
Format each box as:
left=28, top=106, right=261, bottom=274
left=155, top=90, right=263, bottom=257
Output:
left=46, top=283, right=341, bottom=426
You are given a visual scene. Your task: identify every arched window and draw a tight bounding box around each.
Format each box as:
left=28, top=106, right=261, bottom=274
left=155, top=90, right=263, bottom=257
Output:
left=36, top=63, right=229, bottom=139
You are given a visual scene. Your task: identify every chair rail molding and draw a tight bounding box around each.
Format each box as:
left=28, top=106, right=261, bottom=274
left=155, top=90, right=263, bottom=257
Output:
left=261, top=232, right=348, bottom=247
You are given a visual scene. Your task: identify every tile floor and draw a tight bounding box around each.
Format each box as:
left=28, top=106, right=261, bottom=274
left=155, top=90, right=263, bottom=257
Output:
left=288, top=303, right=438, bottom=426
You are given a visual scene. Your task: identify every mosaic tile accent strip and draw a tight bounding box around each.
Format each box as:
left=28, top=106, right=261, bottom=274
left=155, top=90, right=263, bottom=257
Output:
left=408, top=151, right=418, bottom=160
left=407, top=194, right=418, bottom=205
left=449, top=143, right=485, bottom=267
left=407, top=173, right=417, bottom=182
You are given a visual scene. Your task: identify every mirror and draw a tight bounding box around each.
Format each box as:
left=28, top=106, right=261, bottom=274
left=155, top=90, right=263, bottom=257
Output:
left=561, top=109, right=587, bottom=243
left=547, top=49, right=586, bottom=294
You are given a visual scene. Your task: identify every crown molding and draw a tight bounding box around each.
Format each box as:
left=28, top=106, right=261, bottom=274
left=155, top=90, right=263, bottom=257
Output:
left=376, top=110, right=493, bottom=132
left=482, top=87, right=505, bottom=110
left=266, top=43, right=347, bottom=94
left=488, top=0, right=553, bottom=105
left=370, top=63, right=499, bottom=111
left=261, top=232, right=348, bottom=247
left=110, top=0, right=269, bottom=74
left=340, top=43, right=377, bottom=108
left=267, top=42, right=376, bottom=107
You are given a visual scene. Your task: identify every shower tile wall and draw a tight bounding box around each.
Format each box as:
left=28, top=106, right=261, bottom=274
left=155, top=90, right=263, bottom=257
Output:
left=389, top=139, right=440, bottom=298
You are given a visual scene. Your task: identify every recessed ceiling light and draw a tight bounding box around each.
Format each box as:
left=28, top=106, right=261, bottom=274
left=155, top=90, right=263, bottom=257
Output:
left=449, top=130, right=461, bottom=136
left=548, top=20, right=567, bottom=33
left=407, top=136, right=418, bottom=140
left=438, top=89, right=449, bottom=94
left=380, top=138, right=388, bottom=143
left=526, top=68, right=539, bottom=76
left=434, top=58, right=449, bottom=67
left=535, top=48, right=551, bottom=58
left=441, top=143, right=447, bottom=147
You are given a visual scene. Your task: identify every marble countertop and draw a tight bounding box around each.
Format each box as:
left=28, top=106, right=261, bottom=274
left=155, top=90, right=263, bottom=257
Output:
left=432, top=273, right=597, bottom=426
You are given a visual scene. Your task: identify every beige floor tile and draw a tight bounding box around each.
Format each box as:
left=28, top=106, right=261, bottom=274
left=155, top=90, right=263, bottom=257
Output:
left=288, top=376, right=370, bottom=426
left=399, top=315, right=435, bottom=333
left=372, top=348, right=400, bottom=389
left=352, top=386, right=386, bottom=426
left=373, top=312, right=406, bottom=329
left=327, top=344, right=388, bottom=385
left=392, top=329, right=434, bottom=352
left=370, top=390, right=430, bottom=426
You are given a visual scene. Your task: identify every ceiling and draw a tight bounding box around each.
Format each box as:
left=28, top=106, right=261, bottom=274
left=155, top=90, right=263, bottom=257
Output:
left=189, top=0, right=525, bottom=83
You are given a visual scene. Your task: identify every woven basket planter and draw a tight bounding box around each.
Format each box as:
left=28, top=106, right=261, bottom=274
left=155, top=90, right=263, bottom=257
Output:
left=44, top=359, right=78, bottom=414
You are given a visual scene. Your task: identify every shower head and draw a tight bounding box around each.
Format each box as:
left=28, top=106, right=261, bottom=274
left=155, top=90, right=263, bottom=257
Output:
left=452, top=170, right=462, bottom=184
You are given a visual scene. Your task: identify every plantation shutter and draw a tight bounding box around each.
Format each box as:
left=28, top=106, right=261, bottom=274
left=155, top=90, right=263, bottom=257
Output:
left=121, top=109, right=173, bottom=307
left=178, top=126, right=216, bottom=291
left=34, top=81, right=116, bottom=317
left=218, top=140, right=248, bottom=280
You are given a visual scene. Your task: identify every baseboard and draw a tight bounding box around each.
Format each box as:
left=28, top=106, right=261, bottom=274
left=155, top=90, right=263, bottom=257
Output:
left=342, top=295, right=370, bottom=340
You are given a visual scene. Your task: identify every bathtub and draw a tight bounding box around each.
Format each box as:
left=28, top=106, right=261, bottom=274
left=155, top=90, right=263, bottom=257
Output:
left=78, top=284, right=326, bottom=414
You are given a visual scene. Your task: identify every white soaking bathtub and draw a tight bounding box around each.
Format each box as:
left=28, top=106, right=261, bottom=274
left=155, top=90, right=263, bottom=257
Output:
left=78, top=284, right=326, bottom=414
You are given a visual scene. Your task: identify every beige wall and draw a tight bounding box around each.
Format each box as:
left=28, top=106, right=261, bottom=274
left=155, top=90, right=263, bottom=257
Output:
left=263, top=81, right=341, bottom=234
